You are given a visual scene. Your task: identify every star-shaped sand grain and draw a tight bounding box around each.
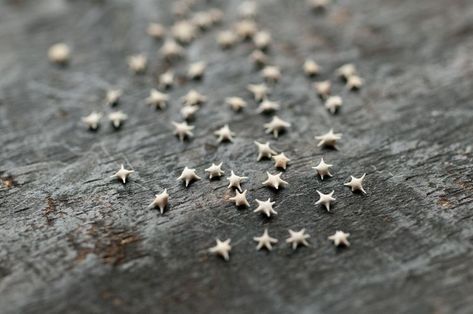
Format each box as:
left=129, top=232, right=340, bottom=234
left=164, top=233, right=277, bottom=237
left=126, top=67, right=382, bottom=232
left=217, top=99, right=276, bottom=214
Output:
left=303, top=59, right=320, bottom=77
left=172, top=121, right=194, bottom=141
left=128, top=54, right=147, bottom=74
left=325, top=96, right=342, bottom=114
left=344, top=173, right=367, bottom=194
left=82, top=112, right=102, bottom=130
left=147, top=189, right=169, bottom=214
left=214, top=124, right=235, bottom=143
left=254, top=229, right=278, bottom=251
left=105, top=89, right=122, bottom=106
left=264, top=116, right=290, bottom=138
left=146, top=89, right=169, bottom=110
left=205, top=162, right=224, bottom=179
left=272, top=153, right=290, bottom=170
left=315, top=190, right=335, bottom=211
left=111, top=164, right=134, bottom=184
left=177, top=167, right=201, bottom=187
left=108, top=111, right=127, bottom=128
left=254, top=198, right=277, bottom=217
left=229, top=189, right=250, bottom=207
left=262, top=172, right=288, bottom=190
left=255, top=141, right=277, bottom=160
left=160, top=39, right=184, bottom=60
left=209, top=238, right=231, bottom=261
left=187, top=61, right=206, bottom=80
left=226, top=97, right=247, bottom=111
left=181, top=89, right=207, bottom=107
left=226, top=171, right=248, bottom=192
left=261, top=65, right=281, bottom=83
left=247, top=83, right=270, bottom=102
left=328, top=231, right=350, bottom=247
left=315, top=129, right=342, bottom=149
left=286, top=229, right=310, bottom=250
left=312, top=157, right=333, bottom=180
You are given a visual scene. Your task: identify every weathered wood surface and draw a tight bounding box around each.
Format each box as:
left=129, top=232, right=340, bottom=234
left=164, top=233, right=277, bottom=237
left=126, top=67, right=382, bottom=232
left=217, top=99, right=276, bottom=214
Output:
left=1, top=0, right=473, bottom=313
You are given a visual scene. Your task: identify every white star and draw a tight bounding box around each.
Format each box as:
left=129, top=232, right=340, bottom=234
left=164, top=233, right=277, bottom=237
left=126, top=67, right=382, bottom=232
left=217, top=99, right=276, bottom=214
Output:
left=128, top=54, right=147, bottom=74
left=253, top=229, right=278, bottom=251
left=325, top=96, right=343, bottom=114
left=262, top=172, right=288, bottom=190
left=208, top=8, right=224, bottom=24
left=209, top=238, right=232, bottom=261
left=146, top=89, right=169, bottom=110
left=48, top=43, right=70, bottom=65
left=234, top=19, right=258, bottom=39
left=82, top=112, right=102, bottom=130
left=312, top=157, right=333, bottom=180
left=261, top=65, right=281, bottom=83
left=226, top=97, right=247, bottom=111
left=229, top=189, right=250, bottom=207
left=214, top=124, right=235, bottom=143
left=286, top=229, right=310, bottom=250
left=247, top=83, right=270, bottom=102
left=344, top=173, right=367, bottom=194
left=253, top=31, right=271, bottom=50
left=147, top=189, right=169, bottom=214
left=315, top=129, right=342, bottom=148
left=272, top=153, right=290, bottom=170
left=177, top=166, right=201, bottom=187
left=160, top=39, right=184, bottom=60
left=187, top=61, right=206, bottom=80
left=254, top=198, right=277, bottom=217
left=180, top=105, right=199, bottom=120
left=315, top=190, right=335, bottom=211
left=346, top=75, right=364, bottom=90
left=303, top=59, right=320, bottom=77
left=108, top=111, right=127, bottom=128
left=205, top=162, right=224, bottom=179
left=217, top=30, right=238, bottom=48
left=192, top=11, right=213, bottom=30
left=254, top=141, right=277, bottom=161
left=238, top=1, right=258, bottom=19
left=111, top=164, right=134, bottom=184
left=172, top=121, right=194, bottom=141
left=181, top=89, right=207, bottom=106
left=257, top=99, right=280, bottom=114
left=336, top=63, right=357, bottom=80
left=159, top=70, right=174, bottom=89
left=250, top=50, right=269, bottom=67
left=226, top=171, right=248, bottom=192
left=147, top=23, right=165, bottom=39
left=264, top=116, right=291, bottom=138
left=171, top=20, right=198, bottom=44
left=313, top=80, right=331, bottom=98
left=328, top=230, right=350, bottom=247
left=105, top=89, right=122, bottom=106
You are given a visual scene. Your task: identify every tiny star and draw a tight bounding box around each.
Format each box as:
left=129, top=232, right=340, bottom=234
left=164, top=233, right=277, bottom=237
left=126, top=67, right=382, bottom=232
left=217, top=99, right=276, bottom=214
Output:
left=187, top=61, right=206, bottom=80
left=208, top=8, right=224, bottom=24
left=315, top=190, right=335, bottom=211
left=238, top=1, right=258, bottom=19
left=254, top=229, right=278, bottom=251
left=261, top=65, right=281, bottom=83
left=344, top=173, right=367, bottom=194
left=180, top=105, right=199, bottom=120
left=254, top=198, right=277, bottom=217
left=250, top=50, right=269, bottom=67
left=346, top=75, right=364, bottom=90
left=262, top=172, right=288, bottom=190
left=264, top=116, right=291, bottom=138
left=227, top=171, right=248, bottom=191
left=307, top=0, right=331, bottom=11
left=105, top=89, right=122, bottom=106
left=225, top=97, right=247, bottom=111
left=160, top=39, right=184, bottom=60
left=234, top=19, right=258, bottom=39
left=172, top=0, right=191, bottom=18
left=181, top=89, right=207, bottom=106
left=336, top=63, right=357, bottom=80
left=205, top=162, right=224, bottom=179
left=214, top=124, right=235, bottom=143
left=229, top=189, right=250, bottom=207
left=325, top=96, right=343, bottom=114
left=315, top=129, right=342, bottom=148
left=82, top=112, right=102, bottom=130
left=272, top=153, right=290, bottom=170
left=128, top=54, right=147, bottom=74
left=177, top=166, right=201, bottom=187
left=172, top=121, right=194, bottom=141
left=253, top=31, right=271, bottom=50
left=146, top=89, right=169, bottom=110
left=247, top=83, right=270, bottom=102
left=147, top=189, right=169, bottom=214
left=254, top=141, right=277, bottom=161
left=257, top=99, right=280, bottom=114
left=286, top=229, right=310, bottom=250
left=217, top=30, right=238, bottom=48
left=159, top=70, right=174, bottom=89
left=192, top=11, right=213, bottom=30
left=171, top=20, right=197, bottom=44
left=108, top=111, right=127, bottom=128
left=48, top=43, right=70, bottom=65
left=312, top=157, right=333, bottom=180
left=147, top=23, right=165, bottom=39
left=313, top=80, right=331, bottom=99
left=111, top=164, right=134, bottom=184
left=209, top=238, right=231, bottom=261
left=303, top=59, right=320, bottom=77
left=328, top=231, right=350, bottom=247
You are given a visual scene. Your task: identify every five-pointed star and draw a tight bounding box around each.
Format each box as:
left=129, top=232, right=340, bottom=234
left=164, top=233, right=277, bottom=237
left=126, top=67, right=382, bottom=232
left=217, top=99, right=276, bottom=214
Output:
left=159, top=70, right=174, bottom=89
left=108, top=111, right=127, bottom=128
left=234, top=19, right=258, bottom=39
left=217, top=30, right=238, bottom=48
left=272, top=153, right=290, bottom=170
left=105, top=89, right=122, bottom=106
left=250, top=50, right=269, bottom=67
left=247, top=83, right=269, bottom=102
left=257, top=99, right=280, bottom=114
left=254, top=198, right=277, bottom=217
left=48, top=43, right=71, bottom=65
left=315, top=129, right=342, bottom=148
left=325, top=96, right=343, bottom=114
left=261, top=65, right=281, bottom=83
left=205, top=162, right=225, bottom=179
left=160, top=39, right=184, bottom=59
left=226, top=170, right=248, bottom=191
left=177, top=166, right=201, bottom=187
left=226, top=97, right=247, bottom=111
left=229, top=189, right=250, bottom=207
left=262, top=172, right=288, bottom=190
left=286, top=229, right=310, bottom=250
left=336, top=63, right=357, bottom=80
left=111, top=164, right=134, bottom=184
left=181, top=89, right=207, bottom=106
left=346, top=75, right=363, bottom=90
left=209, top=238, right=232, bottom=261
left=171, top=20, right=197, bottom=44
left=187, top=61, right=206, bottom=80
left=172, top=121, right=194, bottom=141
left=147, top=23, right=165, bottom=39
left=82, top=112, right=102, bottom=130
left=214, top=124, right=235, bottom=143
left=253, top=31, right=271, bottom=49
left=328, top=230, right=350, bottom=247
left=316, top=190, right=335, bottom=211
left=128, top=54, right=147, bottom=74
left=146, top=89, right=169, bottom=109
left=313, top=80, right=331, bottom=98
left=344, top=173, right=367, bottom=194
left=253, top=229, right=278, bottom=251
left=180, top=105, right=199, bottom=120
left=254, top=141, right=277, bottom=161
left=312, top=157, right=333, bottom=180
left=147, top=189, right=169, bottom=214
left=264, top=116, right=291, bottom=138
left=303, top=59, right=320, bottom=77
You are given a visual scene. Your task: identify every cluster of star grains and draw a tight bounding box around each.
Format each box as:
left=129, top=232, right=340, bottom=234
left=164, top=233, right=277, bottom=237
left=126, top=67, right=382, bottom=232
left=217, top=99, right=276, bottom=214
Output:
left=50, top=0, right=369, bottom=261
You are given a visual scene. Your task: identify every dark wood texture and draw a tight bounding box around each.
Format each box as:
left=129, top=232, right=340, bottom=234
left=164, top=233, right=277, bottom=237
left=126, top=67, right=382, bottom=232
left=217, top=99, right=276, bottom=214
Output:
left=1, top=0, right=473, bottom=313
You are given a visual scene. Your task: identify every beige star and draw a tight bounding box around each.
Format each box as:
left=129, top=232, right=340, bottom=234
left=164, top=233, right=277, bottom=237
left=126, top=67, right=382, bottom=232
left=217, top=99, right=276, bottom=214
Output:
left=171, top=20, right=198, bottom=44
left=187, top=61, right=206, bottom=80
left=128, top=54, right=147, bottom=74
left=160, top=39, right=184, bottom=60
left=313, top=80, right=331, bottom=98
left=192, top=11, right=213, bottom=30
left=255, top=141, right=277, bottom=161
left=208, top=8, right=224, bottom=24
left=147, top=189, right=169, bottom=214
left=316, top=190, right=335, bottom=211
left=105, top=89, right=122, bottom=106
left=247, top=83, right=270, bottom=102
left=214, top=124, right=235, bottom=143
left=238, top=1, right=258, bottom=19
left=344, top=173, right=367, bottom=194
left=262, top=172, right=288, bottom=190
left=234, top=19, right=258, bottom=39
left=346, top=75, right=364, bottom=90
left=250, top=50, right=269, bottom=67
left=111, top=164, right=134, bottom=184
left=48, top=43, right=70, bottom=65
left=312, top=157, right=333, bottom=180
left=82, top=112, right=102, bottom=130
left=181, top=89, right=207, bottom=106
left=146, top=89, right=169, bottom=109
left=108, top=111, right=127, bottom=128
left=272, top=153, right=290, bottom=170
left=254, top=198, right=277, bottom=217
left=264, top=116, right=291, bottom=138
left=177, top=166, right=201, bottom=187
left=209, top=238, right=231, bottom=261
left=257, top=99, right=280, bottom=114
left=217, top=30, right=238, bottom=48
left=172, top=121, right=194, bottom=141
left=261, top=65, right=281, bottom=83
left=180, top=105, right=199, bottom=120
left=172, top=0, right=191, bottom=18
left=253, top=229, right=278, bottom=251
left=325, top=96, right=343, bottom=114
left=227, top=171, right=248, bottom=191
left=336, top=63, right=357, bottom=80
left=253, top=31, right=271, bottom=50
left=147, top=23, right=166, bottom=39
left=159, top=70, right=174, bottom=89
left=315, top=129, right=342, bottom=148
left=226, top=97, right=247, bottom=111
left=328, top=231, right=350, bottom=247
left=286, top=229, right=310, bottom=250
left=229, top=189, right=250, bottom=207
left=205, top=162, right=224, bottom=179
left=303, top=59, right=320, bottom=77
